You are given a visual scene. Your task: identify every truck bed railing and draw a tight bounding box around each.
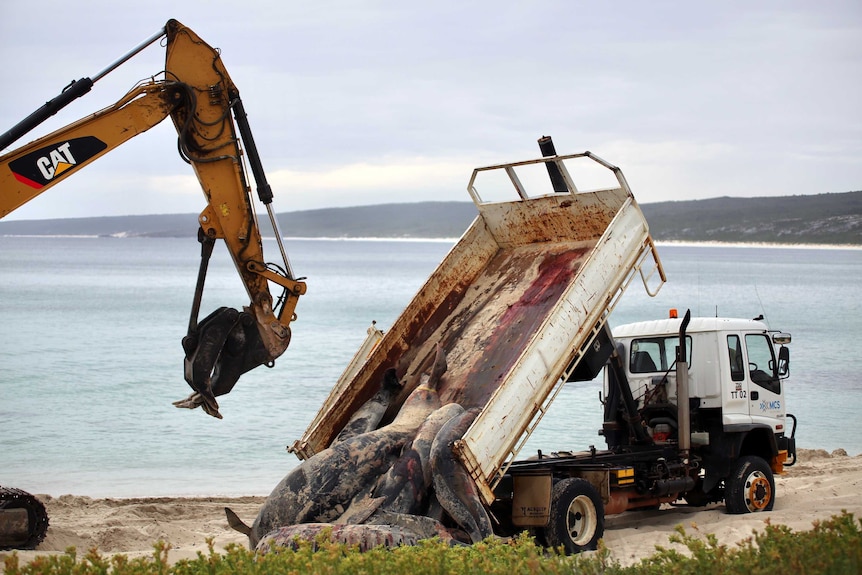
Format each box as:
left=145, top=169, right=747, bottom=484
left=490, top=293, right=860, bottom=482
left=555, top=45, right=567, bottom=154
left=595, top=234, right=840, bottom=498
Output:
left=467, top=151, right=632, bottom=205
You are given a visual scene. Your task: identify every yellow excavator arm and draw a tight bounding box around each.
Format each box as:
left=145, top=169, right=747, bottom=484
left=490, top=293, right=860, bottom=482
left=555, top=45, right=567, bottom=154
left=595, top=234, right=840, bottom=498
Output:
left=0, top=19, right=306, bottom=419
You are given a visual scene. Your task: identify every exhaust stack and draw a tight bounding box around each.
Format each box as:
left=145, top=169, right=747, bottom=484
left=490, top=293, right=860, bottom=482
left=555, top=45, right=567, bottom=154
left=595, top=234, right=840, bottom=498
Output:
left=677, top=309, right=692, bottom=455
left=537, top=135, right=569, bottom=193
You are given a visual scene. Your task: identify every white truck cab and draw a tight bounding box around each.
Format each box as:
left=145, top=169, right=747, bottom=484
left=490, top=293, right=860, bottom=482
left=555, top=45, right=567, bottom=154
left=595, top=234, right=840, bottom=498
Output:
left=594, top=310, right=796, bottom=518
left=611, top=314, right=792, bottom=440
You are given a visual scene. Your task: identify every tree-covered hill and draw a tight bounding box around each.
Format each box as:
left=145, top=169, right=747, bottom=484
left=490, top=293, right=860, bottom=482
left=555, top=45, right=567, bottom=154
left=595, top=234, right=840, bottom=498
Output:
left=1, top=191, right=860, bottom=245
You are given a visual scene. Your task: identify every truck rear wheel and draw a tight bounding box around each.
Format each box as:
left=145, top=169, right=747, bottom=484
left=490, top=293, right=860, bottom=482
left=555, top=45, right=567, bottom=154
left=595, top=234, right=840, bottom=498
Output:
left=725, top=456, right=775, bottom=514
left=544, top=478, right=604, bottom=554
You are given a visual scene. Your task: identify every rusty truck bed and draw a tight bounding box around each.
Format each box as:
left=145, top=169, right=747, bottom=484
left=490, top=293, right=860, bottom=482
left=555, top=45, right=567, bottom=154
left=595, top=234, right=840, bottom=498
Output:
left=290, top=151, right=665, bottom=504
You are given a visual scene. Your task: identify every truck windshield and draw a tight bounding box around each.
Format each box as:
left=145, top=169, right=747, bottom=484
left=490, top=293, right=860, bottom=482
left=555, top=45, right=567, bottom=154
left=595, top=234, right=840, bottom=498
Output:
left=630, top=336, right=691, bottom=373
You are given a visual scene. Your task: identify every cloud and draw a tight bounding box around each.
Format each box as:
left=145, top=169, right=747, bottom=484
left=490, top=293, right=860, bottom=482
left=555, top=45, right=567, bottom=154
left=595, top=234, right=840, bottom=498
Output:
left=270, top=157, right=473, bottom=192
left=1, top=0, right=860, bottom=220
left=267, top=157, right=479, bottom=209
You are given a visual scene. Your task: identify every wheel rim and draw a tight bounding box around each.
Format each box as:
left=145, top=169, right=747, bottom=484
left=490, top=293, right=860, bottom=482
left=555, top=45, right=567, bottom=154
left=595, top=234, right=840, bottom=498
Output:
left=743, top=470, right=772, bottom=511
left=565, top=494, right=597, bottom=546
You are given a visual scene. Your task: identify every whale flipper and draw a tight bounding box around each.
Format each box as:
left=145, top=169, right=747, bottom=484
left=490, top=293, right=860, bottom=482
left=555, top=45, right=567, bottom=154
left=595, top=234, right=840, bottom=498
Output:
left=430, top=408, right=494, bottom=544
left=225, top=507, right=252, bottom=536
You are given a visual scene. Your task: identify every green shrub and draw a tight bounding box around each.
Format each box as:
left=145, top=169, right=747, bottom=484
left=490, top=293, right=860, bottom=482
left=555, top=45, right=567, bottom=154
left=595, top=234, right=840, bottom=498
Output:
left=4, top=512, right=860, bottom=575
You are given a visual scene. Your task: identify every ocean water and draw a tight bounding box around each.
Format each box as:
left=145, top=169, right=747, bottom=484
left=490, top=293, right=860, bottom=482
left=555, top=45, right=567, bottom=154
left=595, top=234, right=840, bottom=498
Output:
left=1, top=236, right=860, bottom=498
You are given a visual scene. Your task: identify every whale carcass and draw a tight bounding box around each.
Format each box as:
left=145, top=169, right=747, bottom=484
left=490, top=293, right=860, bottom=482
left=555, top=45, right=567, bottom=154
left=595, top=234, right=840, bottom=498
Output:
left=227, top=345, right=490, bottom=550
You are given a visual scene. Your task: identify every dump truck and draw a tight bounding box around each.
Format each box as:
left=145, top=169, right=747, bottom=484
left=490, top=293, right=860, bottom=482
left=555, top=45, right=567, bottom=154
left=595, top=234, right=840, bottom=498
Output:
left=279, top=138, right=796, bottom=553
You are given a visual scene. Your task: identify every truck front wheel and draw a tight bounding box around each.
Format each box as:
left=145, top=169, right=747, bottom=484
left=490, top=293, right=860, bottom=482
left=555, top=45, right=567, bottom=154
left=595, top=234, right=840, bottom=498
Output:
left=725, top=456, right=775, bottom=514
left=544, top=478, right=604, bottom=553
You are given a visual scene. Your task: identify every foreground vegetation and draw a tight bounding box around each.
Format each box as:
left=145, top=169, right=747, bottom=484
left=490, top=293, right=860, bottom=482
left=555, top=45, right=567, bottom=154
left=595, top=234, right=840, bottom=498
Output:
left=4, top=512, right=860, bottom=575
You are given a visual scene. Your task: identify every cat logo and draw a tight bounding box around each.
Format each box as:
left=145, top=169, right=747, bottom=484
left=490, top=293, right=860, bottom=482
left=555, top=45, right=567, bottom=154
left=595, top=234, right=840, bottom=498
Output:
left=9, top=136, right=108, bottom=189
left=36, top=142, right=77, bottom=180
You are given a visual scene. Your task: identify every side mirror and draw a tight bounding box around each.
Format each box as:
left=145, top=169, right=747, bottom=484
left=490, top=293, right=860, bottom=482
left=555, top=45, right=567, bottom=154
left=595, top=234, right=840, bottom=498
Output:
left=777, top=346, right=790, bottom=377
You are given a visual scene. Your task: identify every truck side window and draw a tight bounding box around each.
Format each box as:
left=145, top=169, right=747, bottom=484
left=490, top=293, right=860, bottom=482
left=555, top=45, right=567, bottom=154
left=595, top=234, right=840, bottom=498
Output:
left=745, top=334, right=780, bottom=394
left=630, top=342, right=660, bottom=372
left=727, top=335, right=745, bottom=381
left=631, top=349, right=658, bottom=372
left=630, top=336, right=691, bottom=373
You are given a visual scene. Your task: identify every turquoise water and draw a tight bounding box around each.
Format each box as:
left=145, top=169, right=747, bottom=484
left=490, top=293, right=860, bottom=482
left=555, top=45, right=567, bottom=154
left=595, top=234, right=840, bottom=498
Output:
left=1, top=237, right=860, bottom=497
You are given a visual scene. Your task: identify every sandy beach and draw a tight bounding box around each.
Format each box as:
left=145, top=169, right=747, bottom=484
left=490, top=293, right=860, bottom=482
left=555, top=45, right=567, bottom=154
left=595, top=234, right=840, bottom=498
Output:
left=3, top=448, right=860, bottom=567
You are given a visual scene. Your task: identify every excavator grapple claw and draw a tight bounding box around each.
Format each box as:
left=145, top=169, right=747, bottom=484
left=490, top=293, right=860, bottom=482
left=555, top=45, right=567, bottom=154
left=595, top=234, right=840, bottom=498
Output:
left=176, top=306, right=274, bottom=418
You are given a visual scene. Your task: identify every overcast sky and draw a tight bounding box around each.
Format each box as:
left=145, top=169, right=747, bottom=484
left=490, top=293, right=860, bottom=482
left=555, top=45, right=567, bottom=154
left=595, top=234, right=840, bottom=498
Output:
left=1, top=0, right=859, bottom=220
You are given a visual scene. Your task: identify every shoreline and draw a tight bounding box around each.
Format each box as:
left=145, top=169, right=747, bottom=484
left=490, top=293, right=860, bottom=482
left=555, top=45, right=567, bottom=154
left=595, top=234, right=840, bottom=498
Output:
left=653, top=239, right=862, bottom=250
left=4, top=448, right=860, bottom=568
left=2, top=234, right=860, bottom=250
left=16, top=445, right=861, bottom=502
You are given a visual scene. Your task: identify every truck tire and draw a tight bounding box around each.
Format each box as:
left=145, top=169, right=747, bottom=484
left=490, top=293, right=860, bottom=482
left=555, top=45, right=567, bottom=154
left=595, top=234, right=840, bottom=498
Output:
left=544, top=478, right=604, bottom=554
left=725, top=456, right=775, bottom=514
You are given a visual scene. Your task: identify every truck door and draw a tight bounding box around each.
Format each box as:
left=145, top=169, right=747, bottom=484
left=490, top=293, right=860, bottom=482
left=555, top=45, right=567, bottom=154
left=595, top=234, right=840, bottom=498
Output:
left=743, top=333, right=784, bottom=428
left=725, top=335, right=751, bottom=422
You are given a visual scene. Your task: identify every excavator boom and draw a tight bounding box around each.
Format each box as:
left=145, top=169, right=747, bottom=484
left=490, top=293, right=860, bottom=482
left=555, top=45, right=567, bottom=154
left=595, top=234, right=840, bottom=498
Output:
left=1, top=19, right=306, bottom=416
left=2, top=82, right=179, bottom=214
left=0, top=18, right=308, bottom=550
